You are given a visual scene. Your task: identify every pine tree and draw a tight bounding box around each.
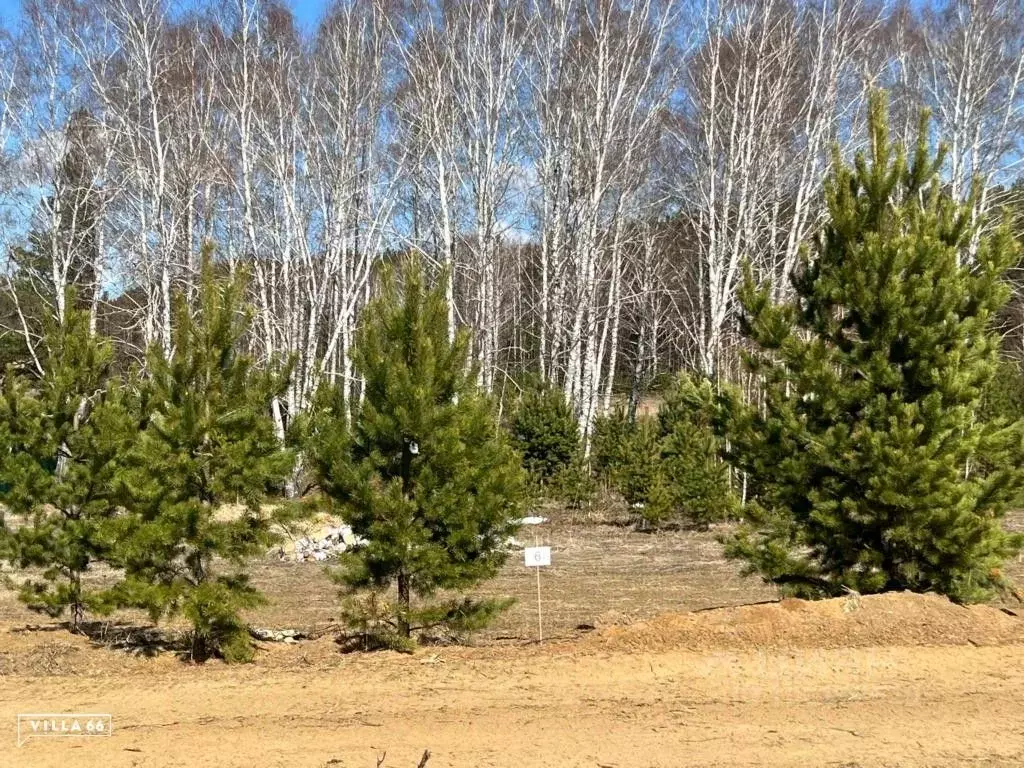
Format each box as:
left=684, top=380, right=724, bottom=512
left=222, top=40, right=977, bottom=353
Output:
left=616, top=417, right=674, bottom=525
left=0, top=307, right=133, bottom=629
left=108, top=255, right=293, bottom=662
left=975, top=360, right=1024, bottom=504
left=591, top=406, right=635, bottom=486
left=978, top=359, right=1024, bottom=427
left=509, top=378, right=581, bottom=484
left=658, top=374, right=737, bottom=527
left=718, top=94, right=1024, bottom=603
left=309, top=258, right=527, bottom=646
left=588, top=376, right=735, bottom=528
left=508, top=377, right=594, bottom=506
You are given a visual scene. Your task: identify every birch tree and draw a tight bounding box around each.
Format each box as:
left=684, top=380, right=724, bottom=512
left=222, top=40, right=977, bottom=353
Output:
left=670, top=0, right=878, bottom=376
left=0, top=0, right=1021, bottom=441
left=918, top=0, right=1024, bottom=231
left=526, top=0, right=677, bottom=446
left=1, top=0, right=110, bottom=370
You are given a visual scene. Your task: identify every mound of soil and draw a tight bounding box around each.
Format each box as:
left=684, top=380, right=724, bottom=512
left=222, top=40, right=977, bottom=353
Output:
left=585, top=591, right=1024, bottom=653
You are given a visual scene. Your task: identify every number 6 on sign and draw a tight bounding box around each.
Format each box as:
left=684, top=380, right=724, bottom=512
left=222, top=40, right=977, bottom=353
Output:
left=524, top=546, right=551, bottom=567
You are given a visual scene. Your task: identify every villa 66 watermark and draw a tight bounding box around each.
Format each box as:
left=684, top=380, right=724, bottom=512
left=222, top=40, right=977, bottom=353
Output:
left=17, top=713, right=112, bottom=747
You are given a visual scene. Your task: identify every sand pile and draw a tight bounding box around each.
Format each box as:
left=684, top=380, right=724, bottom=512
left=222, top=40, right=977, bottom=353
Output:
left=586, top=591, right=1024, bottom=653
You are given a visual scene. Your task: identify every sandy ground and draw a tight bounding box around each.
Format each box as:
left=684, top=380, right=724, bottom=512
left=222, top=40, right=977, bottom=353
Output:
left=2, top=593, right=1023, bottom=768
left=2, top=508, right=1024, bottom=767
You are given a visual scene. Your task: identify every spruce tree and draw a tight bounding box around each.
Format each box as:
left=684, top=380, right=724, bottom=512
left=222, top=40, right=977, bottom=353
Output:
left=108, top=256, right=293, bottom=662
left=309, top=258, right=527, bottom=646
left=0, top=307, right=133, bottom=629
left=718, top=94, right=1024, bottom=602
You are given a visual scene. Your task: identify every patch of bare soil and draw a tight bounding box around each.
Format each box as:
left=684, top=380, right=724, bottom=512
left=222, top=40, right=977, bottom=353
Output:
left=2, top=509, right=1024, bottom=767
left=1, top=593, right=1024, bottom=767
left=586, top=591, right=1024, bottom=653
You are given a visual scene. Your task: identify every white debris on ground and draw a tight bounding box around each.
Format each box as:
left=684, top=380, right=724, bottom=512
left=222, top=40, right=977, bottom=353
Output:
left=499, top=515, right=548, bottom=549
left=265, top=512, right=369, bottom=563
left=517, top=516, right=548, bottom=525
left=284, top=524, right=367, bottom=562
left=270, top=513, right=541, bottom=562
left=249, top=627, right=308, bottom=644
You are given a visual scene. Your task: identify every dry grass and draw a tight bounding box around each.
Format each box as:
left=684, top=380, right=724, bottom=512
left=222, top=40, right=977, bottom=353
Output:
left=227, top=496, right=778, bottom=642
left=1, top=503, right=1022, bottom=646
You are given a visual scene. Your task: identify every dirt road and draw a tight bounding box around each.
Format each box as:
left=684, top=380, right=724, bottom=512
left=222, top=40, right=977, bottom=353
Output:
left=2, top=595, right=1023, bottom=768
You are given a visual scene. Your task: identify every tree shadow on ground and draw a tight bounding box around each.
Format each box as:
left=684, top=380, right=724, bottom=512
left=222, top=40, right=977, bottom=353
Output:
left=75, top=621, right=189, bottom=658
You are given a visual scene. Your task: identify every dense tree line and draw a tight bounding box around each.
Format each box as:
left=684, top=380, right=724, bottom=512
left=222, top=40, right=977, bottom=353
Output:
left=1, top=85, right=1023, bottom=659
left=1, top=0, right=1022, bottom=448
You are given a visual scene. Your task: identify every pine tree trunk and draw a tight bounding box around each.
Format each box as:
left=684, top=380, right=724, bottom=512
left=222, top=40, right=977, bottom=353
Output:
left=397, top=571, right=411, bottom=639
left=398, top=441, right=414, bottom=639
left=70, top=572, right=83, bottom=634
left=190, top=555, right=209, bottom=661
left=191, top=631, right=208, bottom=664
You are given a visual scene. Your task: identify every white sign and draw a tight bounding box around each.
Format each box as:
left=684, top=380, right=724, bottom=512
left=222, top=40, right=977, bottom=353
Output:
left=17, top=714, right=112, bottom=747
left=524, top=546, right=551, bottom=567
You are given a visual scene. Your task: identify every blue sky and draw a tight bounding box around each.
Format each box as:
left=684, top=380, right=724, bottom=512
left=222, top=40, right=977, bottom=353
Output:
left=0, top=0, right=17, bottom=27
left=0, top=0, right=332, bottom=31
